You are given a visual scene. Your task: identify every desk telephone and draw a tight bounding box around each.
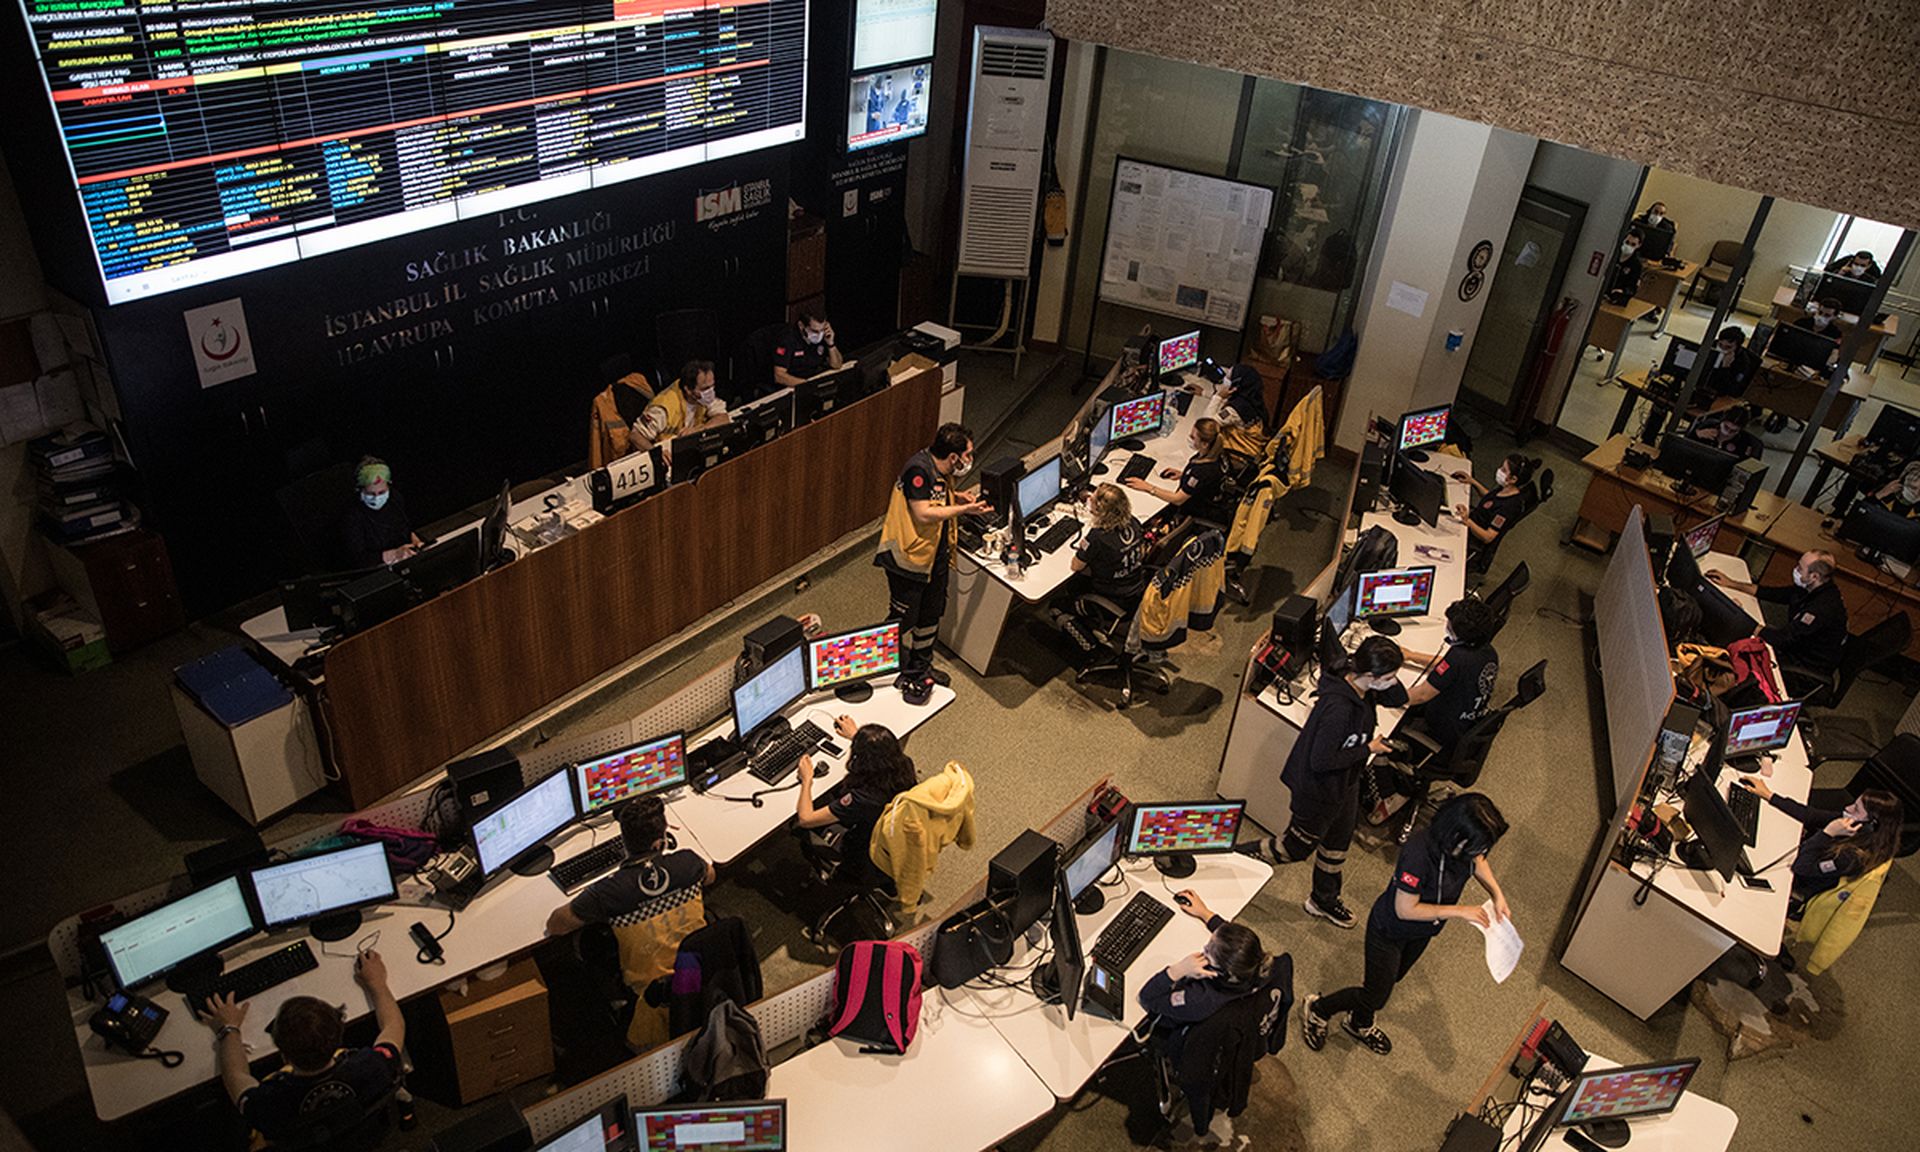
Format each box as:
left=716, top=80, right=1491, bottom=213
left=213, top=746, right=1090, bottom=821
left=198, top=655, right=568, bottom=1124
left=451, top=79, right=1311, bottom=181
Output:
left=90, top=990, right=169, bottom=1056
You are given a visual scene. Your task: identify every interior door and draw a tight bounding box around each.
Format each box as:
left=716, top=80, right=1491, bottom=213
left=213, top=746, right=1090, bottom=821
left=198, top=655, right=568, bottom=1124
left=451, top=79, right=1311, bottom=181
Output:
left=1459, top=187, right=1584, bottom=427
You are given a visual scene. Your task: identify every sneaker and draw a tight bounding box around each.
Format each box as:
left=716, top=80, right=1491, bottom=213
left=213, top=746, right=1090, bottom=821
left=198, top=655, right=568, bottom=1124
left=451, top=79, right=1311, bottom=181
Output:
left=1301, top=994, right=1329, bottom=1051
left=1343, top=1018, right=1393, bottom=1055
left=1304, top=894, right=1357, bottom=929
left=927, top=667, right=952, bottom=687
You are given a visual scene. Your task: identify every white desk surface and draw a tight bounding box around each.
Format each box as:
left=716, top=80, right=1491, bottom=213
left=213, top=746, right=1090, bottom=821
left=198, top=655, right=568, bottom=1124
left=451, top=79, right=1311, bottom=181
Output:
left=1632, top=553, right=1809, bottom=954
left=668, top=684, right=957, bottom=865
left=960, top=383, right=1209, bottom=603
left=239, top=605, right=328, bottom=676
left=1255, top=459, right=1473, bottom=728
left=1501, top=1055, right=1738, bottom=1151
left=958, top=851, right=1273, bottom=1100
left=768, top=986, right=1055, bottom=1151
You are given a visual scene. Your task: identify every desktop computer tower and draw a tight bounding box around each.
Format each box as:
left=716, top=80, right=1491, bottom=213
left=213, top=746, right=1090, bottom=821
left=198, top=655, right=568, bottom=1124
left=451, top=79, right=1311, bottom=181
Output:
left=1271, top=595, right=1318, bottom=667
left=990, top=829, right=1058, bottom=936
left=448, top=748, right=523, bottom=831
left=1353, top=441, right=1386, bottom=516
left=744, top=614, right=804, bottom=670
left=979, top=458, right=1026, bottom=528
left=336, top=569, right=412, bottom=634
left=1719, top=458, right=1767, bottom=517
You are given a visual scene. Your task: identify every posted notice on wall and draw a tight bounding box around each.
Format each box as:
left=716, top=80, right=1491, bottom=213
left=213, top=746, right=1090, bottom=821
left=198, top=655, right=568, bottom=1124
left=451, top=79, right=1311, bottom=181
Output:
left=184, top=298, right=257, bottom=388
left=1385, top=281, right=1429, bottom=319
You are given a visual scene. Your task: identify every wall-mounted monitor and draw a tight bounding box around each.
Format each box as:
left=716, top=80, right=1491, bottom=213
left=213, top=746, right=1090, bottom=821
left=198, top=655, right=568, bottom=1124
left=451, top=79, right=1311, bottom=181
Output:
left=847, top=64, right=931, bottom=152
left=852, top=0, right=938, bottom=71
left=16, top=0, right=813, bottom=304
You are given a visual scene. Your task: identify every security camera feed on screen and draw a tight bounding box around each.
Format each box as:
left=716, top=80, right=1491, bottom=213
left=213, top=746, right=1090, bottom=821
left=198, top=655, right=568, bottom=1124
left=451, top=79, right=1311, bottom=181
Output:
left=575, top=734, right=688, bottom=814
left=1127, top=803, right=1243, bottom=854
left=847, top=63, right=930, bottom=151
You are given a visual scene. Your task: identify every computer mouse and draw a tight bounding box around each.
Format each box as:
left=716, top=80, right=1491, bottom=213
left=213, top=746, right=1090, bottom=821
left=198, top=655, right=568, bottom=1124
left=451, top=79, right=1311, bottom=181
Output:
left=1173, top=892, right=1191, bottom=907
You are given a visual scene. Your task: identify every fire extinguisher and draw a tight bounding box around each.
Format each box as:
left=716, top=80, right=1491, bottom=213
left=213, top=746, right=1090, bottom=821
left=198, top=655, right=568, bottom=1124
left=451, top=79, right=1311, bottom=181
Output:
left=1516, top=297, right=1579, bottom=441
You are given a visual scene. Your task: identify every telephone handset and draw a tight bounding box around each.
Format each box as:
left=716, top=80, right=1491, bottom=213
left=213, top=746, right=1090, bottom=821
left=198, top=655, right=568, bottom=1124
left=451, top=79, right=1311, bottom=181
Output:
left=90, top=990, right=169, bottom=1055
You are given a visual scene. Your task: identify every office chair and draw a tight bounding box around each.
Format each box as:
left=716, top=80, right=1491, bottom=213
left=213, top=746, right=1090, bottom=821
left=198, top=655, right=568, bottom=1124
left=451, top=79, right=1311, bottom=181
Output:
left=1467, top=471, right=1548, bottom=576
left=732, top=322, right=788, bottom=403
left=1684, top=240, right=1743, bottom=309
left=1068, top=590, right=1168, bottom=709
left=1783, top=612, right=1910, bottom=712
left=1806, top=733, right=1920, bottom=858
left=656, top=309, right=719, bottom=379
left=1371, top=659, right=1547, bottom=843
left=264, top=1079, right=400, bottom=1152
left=274, top=461, right=359, bottom=575
left=1480, top=562, right=1530, bottom=639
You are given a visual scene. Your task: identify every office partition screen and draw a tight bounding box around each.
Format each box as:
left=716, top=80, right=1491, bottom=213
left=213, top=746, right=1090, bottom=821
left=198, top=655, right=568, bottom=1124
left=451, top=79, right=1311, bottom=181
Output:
left=16, top=0, right=809, bottom=304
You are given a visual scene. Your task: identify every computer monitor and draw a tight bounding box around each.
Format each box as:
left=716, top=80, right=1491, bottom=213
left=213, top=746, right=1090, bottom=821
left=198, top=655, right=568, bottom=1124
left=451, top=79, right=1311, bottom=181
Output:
left=1108, top=391, right=1166, bottom=448
left=99, top=876, right=257, bottom=993
left=1088, top=404, right=1114, bottom=472
left=1653, top=434, right=1738, bottom=496
left=1556, top=1059, right=1700, bottom=1146
left=1725, top=700, right=1803, bottom=760
left=279, top=568, right=378, bottom=631
left=731, top=643, right=807, bottom=748
left=1659, top=336, right=1699, bottom=378
left=1324, top=577, right=1355, bottom=639
left=1387, top=454, right=1445, bottom=528
left=248, top=841, right=396, bottom=943
left=1867, top=405, right=1920, bottom=457
left=572, top=732, right=688, bottom=817
left=1157, top=330, right=1200, bottom=376
left=480, top=479, right=513, bottom=568
left=1815, top=273, right=1873, bottom=317
left=1062, top=818, right=1124, bottom=914
left=632, top=1100, right=786, bottom=1151
left=1396, top=404, right=1449, bottom=462
left=471, top=769, right=577, bottom=879
left=395, top=528, right=482, bottom=600
left=1682, top=514, right=1724, bottom=559
left=1125, top=800, right=1246, bottom=878
left=1839, top=501, right=1920, bottom=565
left=537, top=1098, right=636, bottom=1152
left=1690, top=575, right=1760, bottom=648
left=806, top=621, right=901, bottom=703
left=793, top=363, right=859, bottom=426
left=1680, top=766, right=1745, bottom=882
left=670, top=424, right=733, bottom=484
left=1016, top=453, right=1064, bottom=519
left=731, top=389, right=794, bottom=451
left=1637, top=225, right=1675, bottom=262
left=1353, top=566, right=1436, bottom=637
left=1030, top=870, right=1086, bottom=1020
left=1766, top=324, right=1839, bottom=372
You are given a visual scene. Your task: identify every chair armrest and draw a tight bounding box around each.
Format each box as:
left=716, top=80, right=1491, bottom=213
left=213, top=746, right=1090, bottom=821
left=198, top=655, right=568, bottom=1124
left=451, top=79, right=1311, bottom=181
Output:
left=1075, top=593, right=1130, bottom=625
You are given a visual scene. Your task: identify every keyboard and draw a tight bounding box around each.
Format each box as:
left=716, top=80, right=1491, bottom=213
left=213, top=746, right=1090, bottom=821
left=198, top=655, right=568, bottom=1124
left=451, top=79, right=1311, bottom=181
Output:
left=549, top=838, right=628, bottom=891
left=1091, top=891, right=1176, bottom=972
left=1119, top=454, right=1159, bottom=483
left=748, top=720, right=827, bottom=785
left=1029, top=518, right=1081, bottom=557
left=180, top=942, right=318, bottom=1015
left=1727, top=782, right=1762, bottom=846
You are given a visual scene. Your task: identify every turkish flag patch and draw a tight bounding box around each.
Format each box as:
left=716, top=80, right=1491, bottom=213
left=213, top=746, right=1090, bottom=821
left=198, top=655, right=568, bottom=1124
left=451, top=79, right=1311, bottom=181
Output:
left=1492, top=515, right=1507, bottom=528
left=1435, top=660, right=1450, bottom=676
left=1399, top=871, right=1421, bottom=890
left=911, top=475, right=925, bottom=489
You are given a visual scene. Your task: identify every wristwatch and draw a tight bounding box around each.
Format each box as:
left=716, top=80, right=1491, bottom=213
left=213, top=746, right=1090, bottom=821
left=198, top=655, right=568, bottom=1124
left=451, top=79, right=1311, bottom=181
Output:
left=214, top=1024, right=241, bottom=1042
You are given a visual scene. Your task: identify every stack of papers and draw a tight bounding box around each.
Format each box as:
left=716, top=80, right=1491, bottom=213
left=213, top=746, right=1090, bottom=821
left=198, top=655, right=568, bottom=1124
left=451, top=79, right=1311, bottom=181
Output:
left=29, top=427, right=130, bottom=544
left=1470, top=900, right=1525, bottom=984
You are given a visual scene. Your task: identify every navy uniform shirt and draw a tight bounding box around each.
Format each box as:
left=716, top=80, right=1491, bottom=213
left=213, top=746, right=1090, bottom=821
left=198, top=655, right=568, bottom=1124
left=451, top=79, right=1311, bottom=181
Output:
left=1077, top=519, right=1147, bottom=601
left=570, top=849, right=708, bottom=924
left=1179, top=457, right=1230, bottom=524
left=1756, top=579, right=1848, bottom=675
left=774, top=325, right=834, bottom=381
left=1415, top=642, right=1498, bottom=750
left=1469, top=488, right=1527, bottom=540
left=240, top=1042, right=401, bottom=1140
left=1369, top=831, right=1470, bottom=941
left=1279, top=674, right=1375, bottom=815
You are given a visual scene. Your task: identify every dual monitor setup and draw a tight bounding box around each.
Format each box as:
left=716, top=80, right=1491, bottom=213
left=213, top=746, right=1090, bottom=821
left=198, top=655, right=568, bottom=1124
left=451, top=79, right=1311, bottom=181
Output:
left=534, top=1093, right=786, bottom=1152
left=1361, top=404, right=1451, bottom=529
left=1022, top=799, right=1246, bottom=1022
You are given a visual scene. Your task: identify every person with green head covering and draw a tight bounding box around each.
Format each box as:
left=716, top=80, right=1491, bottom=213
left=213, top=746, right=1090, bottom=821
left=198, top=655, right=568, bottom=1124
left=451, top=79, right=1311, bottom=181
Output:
left=342, top=455, right=422, bottom=568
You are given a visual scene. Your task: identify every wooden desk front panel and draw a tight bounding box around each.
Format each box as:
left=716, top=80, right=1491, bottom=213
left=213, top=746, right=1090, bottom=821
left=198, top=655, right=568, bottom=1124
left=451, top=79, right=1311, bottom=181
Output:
left=323, top=370, right=944, bottom=805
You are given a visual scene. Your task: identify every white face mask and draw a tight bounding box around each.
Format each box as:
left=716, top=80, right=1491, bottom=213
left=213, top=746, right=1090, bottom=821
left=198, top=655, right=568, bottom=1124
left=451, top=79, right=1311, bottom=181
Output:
left=1621, top=243, right=1637, bottom=257
left=1717, top=346, right=1735, bottom=366
left=805, top=328, right=825, bottom=346
left=952, top=455, right=973, bottom=479
left=1902, top=486, right=1920, bottom=505
left=1813, top=314, right=1833, bottom=328
left=361, top=490, right=389, bottom=510
left=1495, top=468, right=1510, bottom=488
left=696, top=386, right=716, bottom=405
left=1792, top=567, right=1809, bottom=589
left=1849, top=262, right=1868, bottom=275
left=1648, top=212, right=1664, bottom=225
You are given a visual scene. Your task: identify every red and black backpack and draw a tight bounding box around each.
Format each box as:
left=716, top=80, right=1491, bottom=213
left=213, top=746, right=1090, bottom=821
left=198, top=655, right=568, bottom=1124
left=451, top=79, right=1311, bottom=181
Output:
left=827, top=940, right=923, bottom=1054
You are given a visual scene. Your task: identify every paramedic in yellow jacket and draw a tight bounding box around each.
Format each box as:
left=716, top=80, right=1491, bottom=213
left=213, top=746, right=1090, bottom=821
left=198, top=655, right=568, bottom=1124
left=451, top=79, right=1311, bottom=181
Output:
left=874, top=423, right=989, bottom=684
left=588, top=372, right=655, bottom=470
left=1737, top=777, right=1901, bottom=976
left=641, top=360, right=729, bottom=452
left=545, top=796, right=714, bottom=1049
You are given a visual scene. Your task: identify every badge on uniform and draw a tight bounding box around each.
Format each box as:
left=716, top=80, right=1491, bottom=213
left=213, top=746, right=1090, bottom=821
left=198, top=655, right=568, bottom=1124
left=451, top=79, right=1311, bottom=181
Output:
left=1800, top=613, right=1815, bottom=624
left=1400, top=870, right=1422, bottom=890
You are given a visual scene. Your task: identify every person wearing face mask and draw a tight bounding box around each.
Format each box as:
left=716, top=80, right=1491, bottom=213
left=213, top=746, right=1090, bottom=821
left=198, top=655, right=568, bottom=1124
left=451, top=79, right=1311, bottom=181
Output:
left=1125, top=417, right=1231, bottom=526
left=1243, top=634, right=1405, bottom=930
left=1633, top=201, right=1675, bottom=243
left=875, top=423, right=990, bottom=684
left=1823, top=249, right=1884, bottom=283
left=1685, top=403, right=1764, bottom=461
left=1735, top=780, right=1901, bottom=928
left=772, top=310, right=844, bottom=388
left=1301, top=793, right=1510, bottom=1057
left=1362, top=600, right=1499, bottom=837
left=636, top=360, right=728, bottom=450
left=1869, top=459, right=1920, bottom=519
left=1206, top=363, right=1271, bottom=457
left=1698, top=326, right=1761, bottom=403
left=1136, top=896, right=1271, bottom=1141
left=1707, top=550, right=1848, bottom=694
left=1790, top=296, right=1849, bottom=362
left=1605, top=227, right=1644, bottom=303
left=1453, top=452, right=1537, bottom=559
left=341, top=457, right=423, bottom=569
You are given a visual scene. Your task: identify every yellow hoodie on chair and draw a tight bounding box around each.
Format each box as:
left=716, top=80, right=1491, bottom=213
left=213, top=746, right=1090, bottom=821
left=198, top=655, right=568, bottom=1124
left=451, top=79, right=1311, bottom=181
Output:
left=1792, top=860, right=1891, bottom=976
left=869, top=762, right=977, bottom=908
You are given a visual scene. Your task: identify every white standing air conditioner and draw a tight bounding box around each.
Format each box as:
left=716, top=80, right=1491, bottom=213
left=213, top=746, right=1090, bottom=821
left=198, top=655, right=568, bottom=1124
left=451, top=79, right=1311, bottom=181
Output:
left=956, top=27, right=1054, bottom=280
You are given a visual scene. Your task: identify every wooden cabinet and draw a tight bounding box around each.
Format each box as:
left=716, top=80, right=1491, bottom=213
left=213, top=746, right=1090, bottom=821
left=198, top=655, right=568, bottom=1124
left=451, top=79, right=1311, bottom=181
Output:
left=45, top=529, right=184, bottom=654
left=437, top=961, right=554, bottom=1105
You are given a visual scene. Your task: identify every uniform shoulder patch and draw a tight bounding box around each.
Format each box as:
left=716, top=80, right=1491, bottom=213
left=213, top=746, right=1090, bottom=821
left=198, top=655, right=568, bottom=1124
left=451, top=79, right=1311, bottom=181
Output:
left=1399, top=870, right=1421, bottom=890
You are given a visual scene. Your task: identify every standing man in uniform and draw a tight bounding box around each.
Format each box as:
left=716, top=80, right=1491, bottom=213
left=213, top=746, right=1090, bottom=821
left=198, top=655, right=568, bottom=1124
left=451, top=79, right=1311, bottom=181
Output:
left=874, top=423, right=990, bottom=688
left=773, top=311, right=844, bottom=388
left=1707, top=550, right=1849, bottom=699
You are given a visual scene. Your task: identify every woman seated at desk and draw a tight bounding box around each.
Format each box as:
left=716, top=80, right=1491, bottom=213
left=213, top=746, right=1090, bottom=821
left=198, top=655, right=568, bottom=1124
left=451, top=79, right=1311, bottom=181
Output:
left=1685, top=405, right=1765, bottom=461
left=1867, top=460, right=1920, bottom=519
left=1735, top=777, right=1902, bottom=969
left=1137, top=892, right=1272, bottom=1141
left=1126, top=417, right=1231, bottom=526
left=341, top=457, right=423, bottom=568
left=1453, top=452, right=1538, bottom=561
left=795, top=716, right=918, bottom=885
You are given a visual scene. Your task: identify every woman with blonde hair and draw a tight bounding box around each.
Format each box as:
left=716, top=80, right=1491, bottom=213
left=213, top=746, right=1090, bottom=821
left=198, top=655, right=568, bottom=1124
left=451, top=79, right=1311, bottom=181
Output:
left=1124, top=416, right=1231, bottom=525
left=1065, top=481, right=1147, bottom=608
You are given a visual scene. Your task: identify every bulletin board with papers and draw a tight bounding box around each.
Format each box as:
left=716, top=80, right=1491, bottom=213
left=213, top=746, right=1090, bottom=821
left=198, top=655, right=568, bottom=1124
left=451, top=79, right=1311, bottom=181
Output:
left=1096, top=157, right=1274, bottom=330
